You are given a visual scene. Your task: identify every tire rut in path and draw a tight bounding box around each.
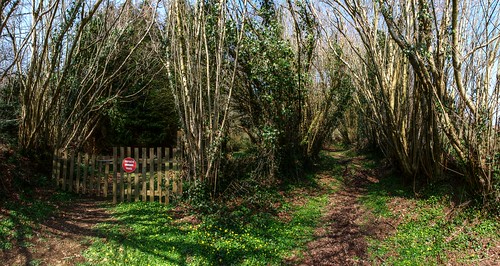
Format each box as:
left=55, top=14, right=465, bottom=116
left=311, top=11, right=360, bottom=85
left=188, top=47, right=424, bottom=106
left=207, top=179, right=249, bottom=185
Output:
left=300, top=158, right=390, bottom=266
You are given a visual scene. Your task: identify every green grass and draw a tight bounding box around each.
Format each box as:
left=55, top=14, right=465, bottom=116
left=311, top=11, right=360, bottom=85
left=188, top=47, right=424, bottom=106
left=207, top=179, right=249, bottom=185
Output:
left=0, top=190, right=73, bottom=250
left=82, top=191, right=328, bottom=266
left=80, top=150, right=341, bottom=265
left=362, top=175, right=500, bottom=265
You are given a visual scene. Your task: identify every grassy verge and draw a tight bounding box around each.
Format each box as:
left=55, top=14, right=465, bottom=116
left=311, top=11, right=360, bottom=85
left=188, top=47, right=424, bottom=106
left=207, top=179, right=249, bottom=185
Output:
left=0, top=189, right=73, bottom=250
left=81, top=173, right=332, bottom=266
left=362, top=174, right=500, bottom=265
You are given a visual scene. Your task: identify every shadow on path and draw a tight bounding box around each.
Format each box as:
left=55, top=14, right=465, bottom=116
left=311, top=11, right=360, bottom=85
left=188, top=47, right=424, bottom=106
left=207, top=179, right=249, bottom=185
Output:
left=299, top=152, right=393, bottom=266
left=1, top=197, right=113, bottom=266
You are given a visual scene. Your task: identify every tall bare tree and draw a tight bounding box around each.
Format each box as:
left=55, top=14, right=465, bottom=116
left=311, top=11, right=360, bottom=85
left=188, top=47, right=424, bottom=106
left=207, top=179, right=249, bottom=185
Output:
left=379, top=0, right=500, bottom=202
left=159, top=0, right=245, bottom=189
left=7, top=0, right=159, bottom=151
left=322, top=0, right=441, bottom=183
left=324, top=0, right=499, bottom=204
left=0, top=0, right=21, bottom=81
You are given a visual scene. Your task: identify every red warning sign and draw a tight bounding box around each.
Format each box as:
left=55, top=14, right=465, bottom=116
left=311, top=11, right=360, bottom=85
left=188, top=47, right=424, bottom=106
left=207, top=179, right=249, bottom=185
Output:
left=122, top=157, right=137, bottom=173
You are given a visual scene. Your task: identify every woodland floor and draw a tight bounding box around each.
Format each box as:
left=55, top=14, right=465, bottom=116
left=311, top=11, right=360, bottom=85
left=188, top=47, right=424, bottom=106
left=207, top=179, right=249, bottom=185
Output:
left=1, top=149, right=499, bottom=265
left=1, top=197, right=112, bottom=265
left=297, top=152, right=393, bottom=265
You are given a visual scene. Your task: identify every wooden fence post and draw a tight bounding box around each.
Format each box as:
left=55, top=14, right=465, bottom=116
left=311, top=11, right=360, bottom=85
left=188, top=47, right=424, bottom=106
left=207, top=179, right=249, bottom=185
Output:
left=113, top=148, right=118, bottom=204
left=120, top=147, right=125, bottom=202
left=52, top=150, right=58, bottom=185
left=172, top=147, right=179, bottom=195
left=165, top=147, right=171, bottom=205
left=149, top=148, right=154, bottom=202
left=172, top=167, right=177, bottom=195
left=83, top=154, right=88, bottom=194
left=76, top=153, right=81, bottom=193
left=90, top=154, right=96, bottom=195
left=102, top=157, right=109, bottom=198
left=177, top=148, right=183, bottom=195
left=62, top=151, right=68, bottom=191
left=52, top=145, right=180, bottom=204
left=134, top=147, right=139, bottom=202
left=69, top=152, right=75, bottom=192
left=157, top=147, right=163, bottom=204
left=142, top=147, right=147, bottom=201
left=127, top=147, right=132, bottom=202
left=96, top=156, right=101, bottom=197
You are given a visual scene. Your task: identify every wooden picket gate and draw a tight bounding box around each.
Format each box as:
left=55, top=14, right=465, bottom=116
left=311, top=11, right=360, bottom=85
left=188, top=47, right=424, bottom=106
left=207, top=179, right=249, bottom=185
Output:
left=51, top=147, right=182, bottom=204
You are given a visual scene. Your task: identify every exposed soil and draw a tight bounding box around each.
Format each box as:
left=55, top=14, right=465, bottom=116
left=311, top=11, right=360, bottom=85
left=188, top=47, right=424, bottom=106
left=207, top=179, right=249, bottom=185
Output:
left=297, top=153, right=393, bottom=266
left=298, top=152, right=500, bottom=266
left=1, top=196, right=113, bottom=266
left=1, top=151, right=498, bottom=265
left=2, top=151, right=388, bottom=266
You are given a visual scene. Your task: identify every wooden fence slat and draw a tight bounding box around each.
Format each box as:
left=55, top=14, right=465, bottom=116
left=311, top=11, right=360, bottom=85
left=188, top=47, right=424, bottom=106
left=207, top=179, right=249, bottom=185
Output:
left=69, top=152, right=75, bottom=192
left=88, top=154, right=92, bottom=194
left=52, top=150, right=58, bottom=185
left=176, top=147, right=183, bottom=195
left=165, top=148, right=171, bottom=204
left=83, top=154, right=88, bottom=194
left=165, top=172, right=170, bottom=205
left=168, top=147, right=173, bottom=170
left=157, top=147, right=163, bottom=204
left=96, top=156, right=101, bottom=197
left=58, top=150, right=62, bottom=187
left=134, top=147, right=139, bottom=202
left=104, top=157, right=109, bottom=198
left=127, top=147, right=132, bottom=202
left=90, top=154, right=96, bottom=195
left=52, top=145, right=181, bottom=204
left=172, top=173, right=177, bottom=194
left=177, top=131, right=182, bottom=160
left=172, top=148, right=179, bottom=195
left=76, top=153, right=81, bottom=193
left=113, top=148, right=117, bottom=204
left=56, top=150, right=61, bottom=187
left=62, top=151, right=68, bottom=191
left=120, top=147, right=125, bottom=202
left=142, top=147, right=147, bottom=201
left=149, top=148, right=154, bottom=202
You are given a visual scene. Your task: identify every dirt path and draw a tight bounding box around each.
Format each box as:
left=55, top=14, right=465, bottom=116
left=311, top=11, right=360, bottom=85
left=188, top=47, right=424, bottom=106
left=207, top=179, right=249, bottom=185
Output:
left=1, top=152, right=390, bottom=266
left=299, top=153, right=391, bottom=266
left=1, top=198, right=113, bottom=266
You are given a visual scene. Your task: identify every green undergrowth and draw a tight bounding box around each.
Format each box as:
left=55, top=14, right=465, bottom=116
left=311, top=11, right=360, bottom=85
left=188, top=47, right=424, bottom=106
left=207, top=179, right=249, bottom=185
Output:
left=82, top=182, right=330, bottom=265
left=363, top=174, right=500, bottom=265
left=0, top=187, right=74, bottom=250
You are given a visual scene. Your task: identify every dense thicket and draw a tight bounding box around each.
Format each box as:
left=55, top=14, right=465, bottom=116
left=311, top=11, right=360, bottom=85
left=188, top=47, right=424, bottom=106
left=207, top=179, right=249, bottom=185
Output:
left=0, top=0, right=498, bottom=207
left=324, top=0, right=499, bottom=207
